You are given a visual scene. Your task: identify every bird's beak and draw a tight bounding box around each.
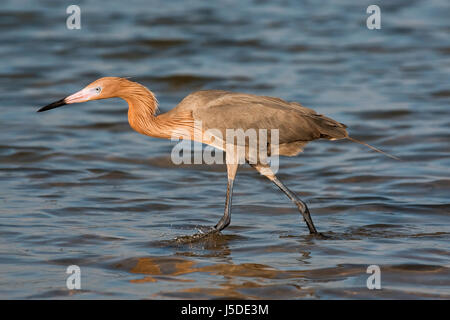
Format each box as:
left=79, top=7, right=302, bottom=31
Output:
left=36, top=98, right=67, bottom=112
left=37, top=87, right=96, bottom=112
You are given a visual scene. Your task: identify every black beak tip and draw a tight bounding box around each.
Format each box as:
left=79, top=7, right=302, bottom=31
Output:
left=37, top=98, right=67, bottom=113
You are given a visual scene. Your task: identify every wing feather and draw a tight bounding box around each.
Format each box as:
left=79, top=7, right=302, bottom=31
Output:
left=190, top=92, right=347, bottom=144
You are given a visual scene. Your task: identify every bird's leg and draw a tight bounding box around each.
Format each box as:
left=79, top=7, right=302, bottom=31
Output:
left=271, top=177, right=318, bottom=234
left=250, top=164, right=318, bottom=234
left=214, top=178, right=233, bottom=231
left=214, top=163, right=238, bottom=232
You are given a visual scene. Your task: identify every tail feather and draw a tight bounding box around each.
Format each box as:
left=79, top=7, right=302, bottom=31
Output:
left=346, top=136, right=401, bottom=161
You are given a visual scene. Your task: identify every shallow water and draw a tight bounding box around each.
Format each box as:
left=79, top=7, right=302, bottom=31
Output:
left=0, top=0, right=449, bottom=299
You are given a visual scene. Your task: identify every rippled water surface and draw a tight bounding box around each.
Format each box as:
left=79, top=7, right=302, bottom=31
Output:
left=0, top=0, right=449, bottom=299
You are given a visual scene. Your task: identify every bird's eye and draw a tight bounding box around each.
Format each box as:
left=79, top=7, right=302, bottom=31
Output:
left=95, top=87, right=101, bottom=93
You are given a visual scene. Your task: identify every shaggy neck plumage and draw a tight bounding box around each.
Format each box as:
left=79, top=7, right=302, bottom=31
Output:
left=122, top=82, right=158, bottom=115
left=120, top=82, right=163, bottom=137
left=118, top=80, right=195, bottom=140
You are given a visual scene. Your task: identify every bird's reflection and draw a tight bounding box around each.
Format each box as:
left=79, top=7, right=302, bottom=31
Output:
left=113, top=231, right=321, bottom=299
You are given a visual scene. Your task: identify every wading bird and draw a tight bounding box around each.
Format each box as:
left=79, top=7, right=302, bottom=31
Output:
left=38, top=77, right=397, bottom=236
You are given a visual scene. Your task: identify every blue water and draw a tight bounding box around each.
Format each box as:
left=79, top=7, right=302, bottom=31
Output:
left=0, top=0, right=449, bottom=299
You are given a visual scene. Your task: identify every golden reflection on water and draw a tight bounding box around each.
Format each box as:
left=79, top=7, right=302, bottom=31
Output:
left=127, top=256, right=316, bottom=298
left=124, top=254, right=450, bottom=299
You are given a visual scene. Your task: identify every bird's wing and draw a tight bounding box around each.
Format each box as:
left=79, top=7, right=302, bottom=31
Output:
left=192, top=92, right=347, bottom=145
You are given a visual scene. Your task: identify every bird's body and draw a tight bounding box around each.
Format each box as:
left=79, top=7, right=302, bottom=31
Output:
left=170, top=90, right=348, bottom=152
left=38, top=77, right=396, bottom=236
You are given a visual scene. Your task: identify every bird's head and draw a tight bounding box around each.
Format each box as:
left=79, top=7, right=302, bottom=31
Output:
left=37, top=77, right=134, bottom=112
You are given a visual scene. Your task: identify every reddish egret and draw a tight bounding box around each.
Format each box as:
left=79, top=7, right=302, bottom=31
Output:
left=38, top=77, right=397, bottom=236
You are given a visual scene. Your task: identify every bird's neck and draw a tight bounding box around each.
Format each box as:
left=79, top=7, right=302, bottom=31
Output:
left=120, top=83, right=165, bottom=138
left=120, top=81, right=195, bottom=140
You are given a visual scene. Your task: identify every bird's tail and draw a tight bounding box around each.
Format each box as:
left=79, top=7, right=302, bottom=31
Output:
left=346, top=136, right=401, bottom=161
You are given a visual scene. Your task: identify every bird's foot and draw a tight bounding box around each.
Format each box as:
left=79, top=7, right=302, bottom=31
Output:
left=310, top=232, right=329, bottom=239
left=174, top=227, right=220, bottom=243
left=199, top=225, right=221, bottom=235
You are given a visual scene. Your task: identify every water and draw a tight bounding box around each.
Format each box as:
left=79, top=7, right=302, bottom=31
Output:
left=0, top=0, right=449, bottom=299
